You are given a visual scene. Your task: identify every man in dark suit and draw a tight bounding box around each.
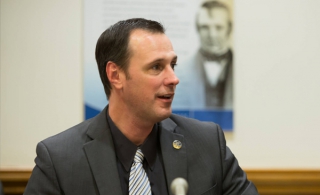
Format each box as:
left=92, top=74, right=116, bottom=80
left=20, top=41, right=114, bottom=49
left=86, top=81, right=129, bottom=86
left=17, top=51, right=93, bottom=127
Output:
left=24, top=18, right=258, bottom=195
left=196, top=1, right=233, bottom=108
left=173, top=1, right=233, bottom=110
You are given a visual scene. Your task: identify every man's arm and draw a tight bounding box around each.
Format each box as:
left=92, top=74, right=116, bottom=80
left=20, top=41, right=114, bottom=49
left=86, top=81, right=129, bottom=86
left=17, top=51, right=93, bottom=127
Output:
left=24, top=142, right=62, bottom=195
left=217, top=125, right=259, bottom=195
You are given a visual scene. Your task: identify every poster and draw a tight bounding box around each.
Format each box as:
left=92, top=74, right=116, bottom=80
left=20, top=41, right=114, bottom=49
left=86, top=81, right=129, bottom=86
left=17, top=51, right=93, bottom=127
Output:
left=84, top=0, right=234, bottom=131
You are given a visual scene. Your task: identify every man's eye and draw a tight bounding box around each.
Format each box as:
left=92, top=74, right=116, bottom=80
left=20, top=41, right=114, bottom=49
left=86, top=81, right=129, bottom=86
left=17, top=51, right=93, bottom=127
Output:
left=199, top=25, right=209, bottom=31
left=152, top=65, right=161, bottom=70
left=171, top=63, right=177, bottom=70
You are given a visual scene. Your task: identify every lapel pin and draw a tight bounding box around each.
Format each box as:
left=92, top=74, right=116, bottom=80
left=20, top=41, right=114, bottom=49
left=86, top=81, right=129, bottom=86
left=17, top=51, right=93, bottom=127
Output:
left=173, top=140, right=182, bottom=150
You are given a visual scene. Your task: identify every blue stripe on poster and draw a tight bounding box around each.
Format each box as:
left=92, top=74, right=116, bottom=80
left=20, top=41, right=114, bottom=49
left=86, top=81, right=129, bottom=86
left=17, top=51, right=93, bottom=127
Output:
left=172, top=110, right=233, bottom=131
left=85, top=104, right=100, bottom=119
left=85, top=105, right=233, bottom=131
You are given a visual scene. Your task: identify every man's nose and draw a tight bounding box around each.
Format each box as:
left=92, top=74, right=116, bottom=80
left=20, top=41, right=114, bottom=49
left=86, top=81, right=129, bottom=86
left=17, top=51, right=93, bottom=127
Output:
left=164, top=67, right=179, bottom=86
left=208, top=26, right=218, bottom=38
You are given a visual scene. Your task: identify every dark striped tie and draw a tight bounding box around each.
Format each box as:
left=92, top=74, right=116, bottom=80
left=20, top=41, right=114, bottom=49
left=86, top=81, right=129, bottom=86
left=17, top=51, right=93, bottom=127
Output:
left=129, top=148, right=152, bottom=195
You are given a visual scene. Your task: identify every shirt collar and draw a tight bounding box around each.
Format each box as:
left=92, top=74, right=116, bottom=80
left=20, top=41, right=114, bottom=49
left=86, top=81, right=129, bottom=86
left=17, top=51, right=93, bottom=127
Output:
left=199, top=48, right=232, bottom=62
left=107, top=109, right=159, bottom=172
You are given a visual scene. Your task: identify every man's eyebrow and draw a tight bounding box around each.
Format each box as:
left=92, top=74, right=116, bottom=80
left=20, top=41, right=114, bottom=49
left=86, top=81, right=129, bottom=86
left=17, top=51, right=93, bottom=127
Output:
left=172, top=56, right=178, bottom=62
left=147, top=55, right=178, bottom=65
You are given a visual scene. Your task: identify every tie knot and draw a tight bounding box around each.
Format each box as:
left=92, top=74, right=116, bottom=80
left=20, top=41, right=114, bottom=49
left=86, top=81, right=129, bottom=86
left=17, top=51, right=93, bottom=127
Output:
left=134, top=148, right=144, bottom=163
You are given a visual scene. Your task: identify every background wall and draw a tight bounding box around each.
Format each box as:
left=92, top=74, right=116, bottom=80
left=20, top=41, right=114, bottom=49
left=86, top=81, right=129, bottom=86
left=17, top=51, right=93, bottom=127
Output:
left=0, top=0, right=83, bottom=168
left=1, top=0, right=319, bottom=169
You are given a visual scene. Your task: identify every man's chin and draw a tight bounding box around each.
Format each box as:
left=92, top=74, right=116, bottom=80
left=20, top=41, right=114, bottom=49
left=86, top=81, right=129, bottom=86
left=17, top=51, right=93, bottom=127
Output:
left=154, top=108, right=172, bottom=122
left=208, top=47, right=228, bottom=55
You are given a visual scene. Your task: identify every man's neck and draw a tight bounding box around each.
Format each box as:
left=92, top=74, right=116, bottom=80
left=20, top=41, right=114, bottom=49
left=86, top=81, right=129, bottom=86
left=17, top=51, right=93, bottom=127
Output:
left=108, top=101, right=154, bottom=146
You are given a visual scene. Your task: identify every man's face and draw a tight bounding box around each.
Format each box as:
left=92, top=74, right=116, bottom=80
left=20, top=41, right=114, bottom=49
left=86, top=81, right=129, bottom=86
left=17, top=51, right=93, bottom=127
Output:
left=120, top=30, right=179, bottom=123
left=197, top=7, right=230, bottom=55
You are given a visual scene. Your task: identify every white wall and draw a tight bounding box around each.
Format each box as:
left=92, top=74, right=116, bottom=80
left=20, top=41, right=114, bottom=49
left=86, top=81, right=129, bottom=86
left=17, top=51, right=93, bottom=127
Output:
left=0, top=0, right=83, bottom=168
left=1, top=0, right=320, bottom=169
left=230, top=0, right=320, bottom=169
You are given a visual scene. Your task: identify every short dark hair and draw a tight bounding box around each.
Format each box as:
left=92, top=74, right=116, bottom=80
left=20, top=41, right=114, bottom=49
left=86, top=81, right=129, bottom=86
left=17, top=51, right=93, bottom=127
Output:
left=196, top=1, right=232, bottom=31
left=95, top=18, right=165, bottom=99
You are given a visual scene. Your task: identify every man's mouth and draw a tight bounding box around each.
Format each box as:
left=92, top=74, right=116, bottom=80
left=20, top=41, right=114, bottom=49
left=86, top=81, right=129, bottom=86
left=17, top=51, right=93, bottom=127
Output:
left=158, top=94, right=173, bottom=100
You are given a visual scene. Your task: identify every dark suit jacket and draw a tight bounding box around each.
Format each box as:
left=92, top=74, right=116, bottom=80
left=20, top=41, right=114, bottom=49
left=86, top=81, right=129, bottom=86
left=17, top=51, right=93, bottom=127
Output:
left=0, top=181, right=4, bottom=195
left=24, top=107, right=258, bottom=195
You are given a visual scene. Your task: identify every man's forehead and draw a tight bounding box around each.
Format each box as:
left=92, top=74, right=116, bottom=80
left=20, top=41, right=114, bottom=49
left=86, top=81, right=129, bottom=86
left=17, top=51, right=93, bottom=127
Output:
left=198, top=7, right=229, bottom=24
left=128, top=29, right=171, bottom=51
left=127, top=29, right=176, bottom=61
left=129, top=29, right=160, bottom=46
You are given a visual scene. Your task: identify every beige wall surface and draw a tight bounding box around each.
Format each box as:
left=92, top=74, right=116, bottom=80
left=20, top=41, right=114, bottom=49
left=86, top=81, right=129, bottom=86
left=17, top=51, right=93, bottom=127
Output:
left=0, top=0, right=83, bottom=168
left=1, top=0, right=320, bottom=169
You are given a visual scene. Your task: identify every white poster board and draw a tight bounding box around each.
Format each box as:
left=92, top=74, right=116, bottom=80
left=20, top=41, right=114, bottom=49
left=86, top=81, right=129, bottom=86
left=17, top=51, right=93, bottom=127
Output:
left=84, top=0, right=234, bottom=130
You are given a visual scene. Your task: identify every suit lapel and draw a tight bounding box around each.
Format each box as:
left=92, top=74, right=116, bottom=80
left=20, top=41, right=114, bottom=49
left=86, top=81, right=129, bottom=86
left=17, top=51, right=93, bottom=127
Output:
left=83, top=108, right=122, bottom=195
left=160, top=118, right=187, bottom=195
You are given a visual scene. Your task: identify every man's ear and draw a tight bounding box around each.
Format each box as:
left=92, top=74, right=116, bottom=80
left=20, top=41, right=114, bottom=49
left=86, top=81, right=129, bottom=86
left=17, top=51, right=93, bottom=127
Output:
left=106, top=61, right=123, bottom=89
